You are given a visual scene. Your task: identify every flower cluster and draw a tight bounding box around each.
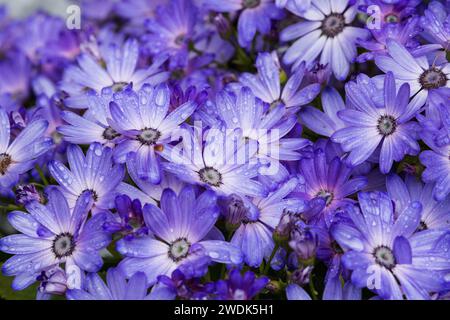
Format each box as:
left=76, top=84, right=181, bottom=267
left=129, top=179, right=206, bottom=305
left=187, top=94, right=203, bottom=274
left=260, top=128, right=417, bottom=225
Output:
left=0, top=0, right=448, bottom=300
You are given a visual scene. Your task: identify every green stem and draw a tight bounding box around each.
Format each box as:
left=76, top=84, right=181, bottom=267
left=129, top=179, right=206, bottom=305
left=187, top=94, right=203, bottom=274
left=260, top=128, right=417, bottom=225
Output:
left=309, top=272, right=319, bottom=300
left=35, top=164, right=49, bottom=186
left=263, top=243, right=280, bottom=275
left=1, top=204, right=21, bottom=211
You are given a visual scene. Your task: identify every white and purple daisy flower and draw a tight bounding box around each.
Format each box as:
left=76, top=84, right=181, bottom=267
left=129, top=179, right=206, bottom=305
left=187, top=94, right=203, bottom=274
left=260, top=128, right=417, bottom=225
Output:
left=0, top=108, right=52, bottom=188
left=281, top=0, right=369, bottom=79
left=332, top=191, right=449, bottom=299
left=66, top=267, right=173, bottom=300
left=204, top=0, right=284, bottom=47
left=0, top=189, right=111, bottom=290
left=141, top=0, right=198, bottom=69
left=237, top=52, right=321, bottom=111
left=108, top=83, right=197, bottom=184
left=58, top=88, right=120, bottom=147
left=332, top=72, right=421, bottom=174
left=292, top=147, right=367, bottom=226
left=386, top=174, right=450, bottom=231
left=60, top=39, right=169, bottom=109
left=48, top=143, right=125, bottom=211
left=375, top=40, right=450, bottom=110
left=161, top=125, right=268, bottom=197
left=419, top=135, right=450, bottom=201
left=230, top=177, right=305, bottom=267
left=116, top=186, right=243, bottom=285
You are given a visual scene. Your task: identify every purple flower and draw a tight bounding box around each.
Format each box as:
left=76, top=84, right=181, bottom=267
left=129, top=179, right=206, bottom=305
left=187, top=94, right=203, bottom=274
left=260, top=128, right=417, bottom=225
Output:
left=103, top=194, right=148, bottom=238
left=117, top=186, right=243, bottom=285
left=0, top=189, right=111, bottom=290
left=215, top=269, right=269, bottom=300
left=420, top=1, right=450, bottom=48
left=60, top=39, right=169, bottom=109
left=237, top=52, right=321, bottom=111
left=281, top=0, right=369, bottom=80
left=204, top=0, right=284, bottom=48
left=161, top=126, right=268, bottom=197
left=58, top=88, right=121, bottom=147
left=231, top=178, right=305, bottom=267
left=141, top=0, right=198, bottom=69
left=298, top=86, right=346, bottom=137
left=386, top=174, right=450, bottom=231
left=67, top=267, right=169, bottom=300
left=292, top=147, right=367, bottom=226
left=37, top=267, right=68, bottom=300
left=332, top=191, right=449, bottom=299
left=108, top=83, right=197, bottom=183
left=419, top=137, right=450, bottom=201
left=15, top=184, right=42, bottom=206
left=48, top=143, right=125, bottom=211
left=357, top=16, right=421, bottom=63
left=332, top=72, right=421, bottom=173
left=289, top=221, right=318, bottom=260
left=0, top=109, right=52, bottom=188
left=375, top=40, right=450, bottom=110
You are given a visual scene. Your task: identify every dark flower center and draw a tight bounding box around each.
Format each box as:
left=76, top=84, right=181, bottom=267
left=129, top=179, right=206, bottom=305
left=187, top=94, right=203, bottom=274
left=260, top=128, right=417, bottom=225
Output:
left=198, top=167, right=223, bottom=187
left=321, top=13, right=345, bottom=37
left=168, top=237, right=190, bottom=262
left=417, top=220, right=428, bottom=231
left=243, top=0, right=260, bottom=9
left=373, top=245, right=396, bottom=269
left=419, top=68, right=447, bottom=90
left=316, top=190, right=334, bottom=206
left=175, top=34, right=186, bottom=46
left=111, top=82, right=128, bottom=92
left=52, top=232, right=75, bottom=258
left=0, top=153, right=12, bottom=175
left=385, top=14, right=399, bottom=23
left=377, top=115, right=397, bottom=136
left=82, top=189, right=98, bottom=201
left=102, top=126, right=120, bottom=141
left=137, top=128, right=161, bottom=145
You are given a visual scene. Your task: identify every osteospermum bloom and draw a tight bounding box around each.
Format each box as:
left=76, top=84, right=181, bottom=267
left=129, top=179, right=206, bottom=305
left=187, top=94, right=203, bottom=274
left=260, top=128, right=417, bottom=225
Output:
left=420, top=1, right=450, bottom=48
left=231, top=178, right=305, bottom=267
left=117, top=186, right=243, bottom=285
left=292, top=147, right=367, bottom=226
left=332, top=72, right=421, bottom=173
left=60, top=39, right=169, bottom=109
left=386, top=174, right=450, bottom=231
left=298, top=86, right=346, bottom=137
left=141, top=0, right=198, bottom=69
left=0, top=108, right=52, bottom=188
left=238, top=52, right=321, bottom=111
left=419, top=137, right=450, bottom=201
left=58, top=88, right=120, bottom=147
left=161, top=126, right=267, bottom=197
left=212, top=86, right=311, bottom=163
left=0, top=189, right=111, bottom=290
left=281, top=0, right=369, bottom=79
left=108, top=83, right=197, bottom=183
left=375, top=40, right=450, bottom=110
left=48, top=143, right=125, bottom=211
left=332, top=191, right=449, bottom=299
left=204, top=0, right=284, bottom=47
left=215, top=269, right=269, bottom=300
left=66, top=268, right=171, bottom=300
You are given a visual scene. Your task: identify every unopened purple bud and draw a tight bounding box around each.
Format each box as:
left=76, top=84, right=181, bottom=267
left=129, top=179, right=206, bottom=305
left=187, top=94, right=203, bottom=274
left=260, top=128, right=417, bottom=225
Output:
left=213, top=14, right=231, bottom=39
left=15, top=184, right=42, bottom=205
left=37, top=267, right=68, bottom=296
left=220, top=194, right=248, bottom=228
left=290, top=265, right=314, bottom=286
left=289, top=222, right=318, bottom=261
left=305, top=62, right=332, bottom=86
